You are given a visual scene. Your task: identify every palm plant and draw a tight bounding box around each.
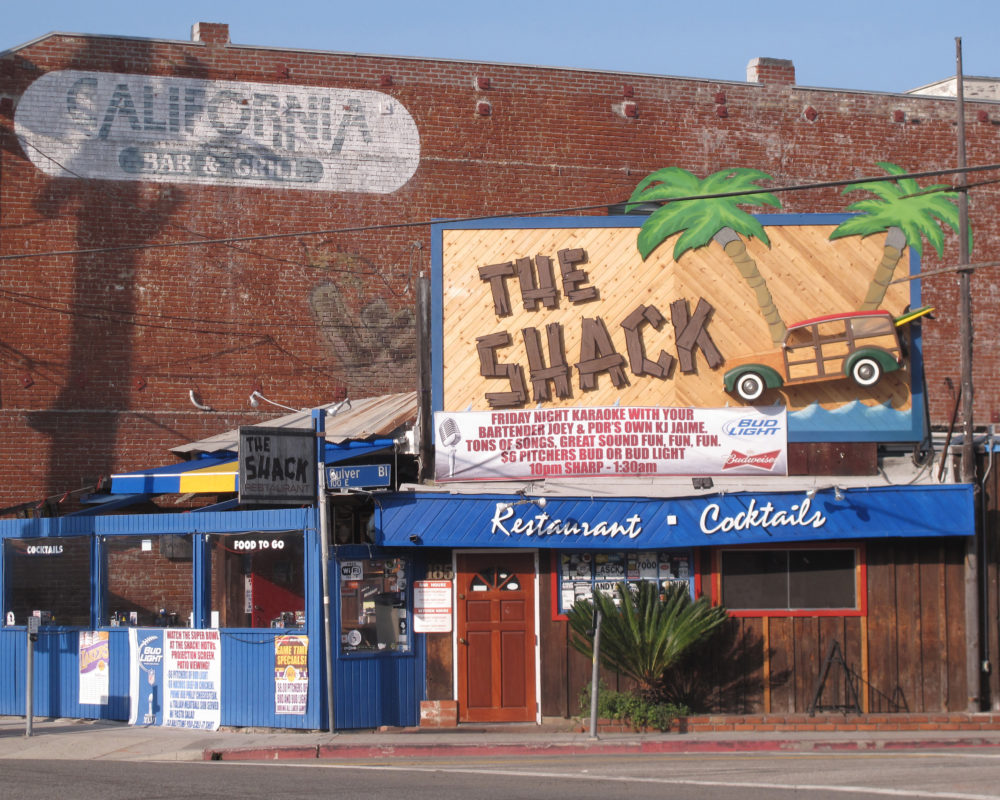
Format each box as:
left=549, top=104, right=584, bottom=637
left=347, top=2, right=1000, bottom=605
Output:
left=627, top=167, right=786, bottom=345
left=829, top=162, right=965, bottom=311
left=567, top=581, right=728, bottom=703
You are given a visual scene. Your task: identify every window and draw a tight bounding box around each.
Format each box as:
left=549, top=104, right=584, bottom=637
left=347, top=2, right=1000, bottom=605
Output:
left=4, top=536, right=91, bottom=626
left=209, top=532, right=306, bottom=628
left=339, top=558, right=409, bottom=653
left=331, top=502, right=375, bottom=546
left=103, top=535, right=193, bottom=627
left=556, top=550, right=692, bottom=614
left=720, top=548, right=857, bottom=613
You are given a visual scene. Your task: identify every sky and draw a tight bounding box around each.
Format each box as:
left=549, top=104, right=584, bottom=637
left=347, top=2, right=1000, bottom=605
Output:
left=1, top=0, right=997, bottom=94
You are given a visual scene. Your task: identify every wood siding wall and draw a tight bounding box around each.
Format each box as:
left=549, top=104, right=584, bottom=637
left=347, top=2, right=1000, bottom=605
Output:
left=538, top=539, right=968, bottom=717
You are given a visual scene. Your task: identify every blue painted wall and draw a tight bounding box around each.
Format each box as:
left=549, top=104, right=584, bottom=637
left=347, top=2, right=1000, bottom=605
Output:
left=0, top=508, right=423, bottom=730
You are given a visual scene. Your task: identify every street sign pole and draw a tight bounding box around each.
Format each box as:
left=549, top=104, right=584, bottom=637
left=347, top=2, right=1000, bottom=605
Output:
left=313, top=410, right=336, bottom=732
left=25, top=616, right=38, bottom=737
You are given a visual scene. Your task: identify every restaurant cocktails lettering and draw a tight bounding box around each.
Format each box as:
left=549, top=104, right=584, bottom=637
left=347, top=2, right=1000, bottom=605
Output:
left=490, top=496, right=827, bottom=539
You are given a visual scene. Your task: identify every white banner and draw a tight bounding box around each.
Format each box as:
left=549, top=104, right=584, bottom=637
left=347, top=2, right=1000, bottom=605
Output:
left=434, top=406, right=786, bottom=481
left=163, top=629, right=222, bottom=731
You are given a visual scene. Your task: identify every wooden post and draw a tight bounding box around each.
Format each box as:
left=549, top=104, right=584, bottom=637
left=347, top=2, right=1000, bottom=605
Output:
left=955, top=38, right=982, bottom=712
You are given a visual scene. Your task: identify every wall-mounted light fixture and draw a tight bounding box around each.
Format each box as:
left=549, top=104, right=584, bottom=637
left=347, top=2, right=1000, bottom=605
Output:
left=692, top=477, right=713, bottom=490
left=249, top=390, right=302, bottom=413
left=496, top=490, right=548, bottom=513
left=325, top=397, right=352, bottom=417
left=189, top=389, right=213, bottom=412
left=805, top=486, right=846, bottom=502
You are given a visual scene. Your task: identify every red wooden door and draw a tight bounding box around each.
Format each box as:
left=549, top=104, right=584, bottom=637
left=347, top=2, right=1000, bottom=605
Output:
left=456, top=552, right=536, bottom=722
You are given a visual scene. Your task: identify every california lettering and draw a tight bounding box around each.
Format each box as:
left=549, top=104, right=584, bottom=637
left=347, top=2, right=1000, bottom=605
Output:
left=14, top=71, right=421, bottom=192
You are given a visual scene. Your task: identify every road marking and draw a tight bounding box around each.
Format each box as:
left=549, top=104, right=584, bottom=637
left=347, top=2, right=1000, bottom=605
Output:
left=252, top=762, right=1000, bottom=799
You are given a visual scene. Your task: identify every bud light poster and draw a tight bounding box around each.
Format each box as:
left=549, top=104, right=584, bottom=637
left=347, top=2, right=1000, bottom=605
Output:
left=128, top=628, right=165, bottom=726
left=128, top=628, right=222, bottom=729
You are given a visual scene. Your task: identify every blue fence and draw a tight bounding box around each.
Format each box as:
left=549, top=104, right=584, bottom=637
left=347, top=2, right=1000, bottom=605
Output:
left=0, top=508, right=425, bottom=730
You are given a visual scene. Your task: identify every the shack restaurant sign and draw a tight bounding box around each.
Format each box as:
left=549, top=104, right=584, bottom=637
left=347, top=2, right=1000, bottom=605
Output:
left=433, top=218, right=920, bottom=443
left=238, top=427, right=316, bottom=504
left=434, top=406, right=787, bottom=480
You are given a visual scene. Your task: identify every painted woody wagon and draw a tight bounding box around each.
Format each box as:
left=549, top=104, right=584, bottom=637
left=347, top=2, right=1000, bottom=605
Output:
left=723, top=308, right=932, bottom=403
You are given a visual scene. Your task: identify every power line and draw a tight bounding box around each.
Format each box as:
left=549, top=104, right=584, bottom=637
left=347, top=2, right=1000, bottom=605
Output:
left=12, top=134, right=410, bottom=298
left=3, top=161, right=997, bottom=264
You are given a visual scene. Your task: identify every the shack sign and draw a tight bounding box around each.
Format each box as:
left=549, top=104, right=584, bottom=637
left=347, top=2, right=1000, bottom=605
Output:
left=238, top=427, right=316, bottom=504
left=15, top=71, right=420, bottom=193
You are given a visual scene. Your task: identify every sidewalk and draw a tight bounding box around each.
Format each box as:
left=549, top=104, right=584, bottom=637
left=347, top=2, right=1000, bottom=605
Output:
left=4, top=715, right=1000, bottom=762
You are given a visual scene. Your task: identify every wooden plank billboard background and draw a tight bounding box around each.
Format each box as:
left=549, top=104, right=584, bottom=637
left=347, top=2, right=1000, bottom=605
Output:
left=439, top=220, right=914, bottom=415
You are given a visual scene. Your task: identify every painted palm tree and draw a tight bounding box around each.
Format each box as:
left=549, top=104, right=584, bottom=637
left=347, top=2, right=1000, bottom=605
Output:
left=567, top=581, right=728, bottom=704
left=829, top=162, right=964, bottom=311
left=627, top=167, right=786, bottom=345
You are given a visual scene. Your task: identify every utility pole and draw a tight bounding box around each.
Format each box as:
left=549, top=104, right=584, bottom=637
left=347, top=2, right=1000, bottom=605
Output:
left=314, top=409, right=336, bottom=731
left=955, top=38, right=981, bottom=712
left=416, top=274, right=433, bottom=483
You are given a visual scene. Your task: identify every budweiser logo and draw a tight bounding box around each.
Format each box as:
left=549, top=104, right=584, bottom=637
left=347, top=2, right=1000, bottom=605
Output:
left=722, top=449, right=781, bottom=471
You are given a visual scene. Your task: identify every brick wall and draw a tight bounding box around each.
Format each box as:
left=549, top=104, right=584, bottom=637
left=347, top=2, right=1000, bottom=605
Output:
left=1, top=24, right=998, bottom=506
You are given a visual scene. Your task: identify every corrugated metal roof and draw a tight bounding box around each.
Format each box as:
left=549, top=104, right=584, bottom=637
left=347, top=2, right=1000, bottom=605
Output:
left=171, top=392, right=417, bottom=456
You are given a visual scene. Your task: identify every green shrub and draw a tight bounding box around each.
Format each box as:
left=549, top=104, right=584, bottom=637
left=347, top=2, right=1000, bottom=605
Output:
left=579, top=681, right=689, bottom=732
left=567, top=581, right=728, bottom=704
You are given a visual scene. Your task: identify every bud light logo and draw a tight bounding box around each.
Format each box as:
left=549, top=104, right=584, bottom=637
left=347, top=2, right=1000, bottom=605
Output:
left=138, top=636, right=163, bottom=667
left=723, top=417, right=781, bottom=437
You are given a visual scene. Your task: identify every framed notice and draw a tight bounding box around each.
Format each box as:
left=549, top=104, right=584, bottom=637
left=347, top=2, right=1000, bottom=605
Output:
left=413, top=580, right=453, bottom=633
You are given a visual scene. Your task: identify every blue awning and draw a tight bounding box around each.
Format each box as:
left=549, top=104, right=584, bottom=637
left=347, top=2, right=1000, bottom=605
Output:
left=377, top=484, right=974, bottom=550
left=111, top=439, right=395, bottom=495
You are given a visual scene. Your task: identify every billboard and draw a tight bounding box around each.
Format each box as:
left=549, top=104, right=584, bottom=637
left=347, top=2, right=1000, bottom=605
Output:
left=433, top=213, right=925, bottom=443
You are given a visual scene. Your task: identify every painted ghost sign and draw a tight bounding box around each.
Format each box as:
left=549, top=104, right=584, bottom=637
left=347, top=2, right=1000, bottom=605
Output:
left=15, top=71, right=421, bottom=192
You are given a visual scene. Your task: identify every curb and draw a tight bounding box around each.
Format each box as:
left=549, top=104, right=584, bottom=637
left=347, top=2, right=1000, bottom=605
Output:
left=203, top=735, right=1000, bottom=761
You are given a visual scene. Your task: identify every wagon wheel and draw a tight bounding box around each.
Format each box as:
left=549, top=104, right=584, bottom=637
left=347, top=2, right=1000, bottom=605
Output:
left=850, top=357, right=881, bottom=387
left=735, top=371, right=766, bottom=402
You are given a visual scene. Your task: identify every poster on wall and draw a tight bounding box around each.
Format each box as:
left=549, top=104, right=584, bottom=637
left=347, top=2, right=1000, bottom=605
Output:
left=434, top=406, right=786, bottom=481
left=274, top=634, right=309, bottom=715
left=128, top=628, right=165, bottom=726
left=163, top=629, right=222, bottom=730
left=129, top=628, right=222, bottom=729
left=413, top=580, right=453, bottom=633
left=78, top=631, right=110, bottom=705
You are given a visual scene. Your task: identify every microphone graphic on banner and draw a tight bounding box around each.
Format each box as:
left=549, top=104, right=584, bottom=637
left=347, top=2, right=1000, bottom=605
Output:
left=438, top=417, right=462, bottom=477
